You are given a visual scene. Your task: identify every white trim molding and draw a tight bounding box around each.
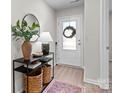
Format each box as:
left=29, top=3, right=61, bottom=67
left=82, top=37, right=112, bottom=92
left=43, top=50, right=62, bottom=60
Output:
left=100, top=0, right=109, bottom=89
left=84, top=78, right=100, bottom=86
left=56, top=15, right=84, bottom=68
left=99, top=79, right=109, bottom=89
left=84, top=78, right=109, bottom=89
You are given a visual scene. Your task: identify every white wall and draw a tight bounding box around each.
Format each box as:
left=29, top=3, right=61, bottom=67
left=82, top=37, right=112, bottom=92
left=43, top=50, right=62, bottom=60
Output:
left=56, top=6, right=84, bottom=67
left=84, top=0, right=100, bottom=84
left=11, top=0, right=56, bottom=92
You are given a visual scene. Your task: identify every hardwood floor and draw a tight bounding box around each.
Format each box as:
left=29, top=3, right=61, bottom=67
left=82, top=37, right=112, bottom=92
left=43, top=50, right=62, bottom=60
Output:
left=54, top=63, right=112, bottom=93
left=54, top=64, right=83, bottom=86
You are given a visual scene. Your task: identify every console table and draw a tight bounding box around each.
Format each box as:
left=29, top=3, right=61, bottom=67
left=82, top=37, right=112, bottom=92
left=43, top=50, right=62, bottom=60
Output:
left=13, top=52, right=54, bottom=93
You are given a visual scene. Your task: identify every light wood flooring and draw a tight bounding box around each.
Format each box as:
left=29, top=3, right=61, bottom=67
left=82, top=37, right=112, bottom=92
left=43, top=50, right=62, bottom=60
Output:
left=54, top=63, right=112, bottom=93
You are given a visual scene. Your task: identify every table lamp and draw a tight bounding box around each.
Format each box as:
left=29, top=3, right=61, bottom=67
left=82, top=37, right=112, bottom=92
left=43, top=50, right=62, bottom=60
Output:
left=38, top=32, right=53, bottom=55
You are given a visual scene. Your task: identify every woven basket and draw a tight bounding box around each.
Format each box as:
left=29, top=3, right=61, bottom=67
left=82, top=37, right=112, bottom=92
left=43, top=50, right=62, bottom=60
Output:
left=43, top=64, right=51, bottom=84
left=24, top=68, right=43, bottom=93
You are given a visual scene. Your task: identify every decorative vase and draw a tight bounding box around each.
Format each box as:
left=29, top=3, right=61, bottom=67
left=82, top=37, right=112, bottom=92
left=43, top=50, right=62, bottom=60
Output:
left=22, top=41, right=32, bottom=60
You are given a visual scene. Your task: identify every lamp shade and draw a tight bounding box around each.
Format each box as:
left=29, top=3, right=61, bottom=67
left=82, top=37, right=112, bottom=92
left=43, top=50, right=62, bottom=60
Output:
left=38, top=32, right=53, bottom=42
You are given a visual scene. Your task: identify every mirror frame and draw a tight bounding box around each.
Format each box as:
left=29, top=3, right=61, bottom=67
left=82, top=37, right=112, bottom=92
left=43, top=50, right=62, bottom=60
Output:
left=22, top=13, right=40, bottom=42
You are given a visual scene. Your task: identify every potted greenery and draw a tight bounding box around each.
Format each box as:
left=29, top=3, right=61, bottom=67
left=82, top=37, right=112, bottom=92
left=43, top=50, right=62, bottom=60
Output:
left=11, top=20, right=40, bottom=60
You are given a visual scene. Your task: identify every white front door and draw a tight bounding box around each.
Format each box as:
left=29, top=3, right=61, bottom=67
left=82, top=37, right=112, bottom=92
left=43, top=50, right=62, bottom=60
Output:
left=57, top=16, right=82, bottom=67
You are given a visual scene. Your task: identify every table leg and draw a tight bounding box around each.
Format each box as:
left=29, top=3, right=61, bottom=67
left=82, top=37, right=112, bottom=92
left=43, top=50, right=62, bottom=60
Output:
left=53, top=53, right=54, bottom=78
left=13, top=61, right=15, bottom=93
left=27, top=63, right=29, bottom=93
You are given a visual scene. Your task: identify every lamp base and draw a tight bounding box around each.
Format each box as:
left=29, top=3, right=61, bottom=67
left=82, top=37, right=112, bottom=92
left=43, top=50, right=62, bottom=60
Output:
left=42, top=44, right=49, bottom=55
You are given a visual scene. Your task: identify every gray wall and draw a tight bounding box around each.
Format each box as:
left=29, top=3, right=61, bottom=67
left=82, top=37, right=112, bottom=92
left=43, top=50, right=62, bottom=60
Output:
left=11, top=0, right=56, bottom=92
left=84, top=0, right=100, bottom=82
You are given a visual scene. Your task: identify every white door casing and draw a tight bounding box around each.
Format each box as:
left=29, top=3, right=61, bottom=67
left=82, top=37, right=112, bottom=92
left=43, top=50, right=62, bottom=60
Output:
left=100, top=0, right=109, bottom=89
left=57, top=15, right=83, bottom=67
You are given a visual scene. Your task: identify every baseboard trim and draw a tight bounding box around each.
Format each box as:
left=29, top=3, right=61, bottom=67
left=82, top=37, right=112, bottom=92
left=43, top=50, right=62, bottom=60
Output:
left=83, top=67, right=109, bottom=89
left=84, top=78, right=109, bottom=89
left=99, top=79, right=109, bottom=89
left=56, top=63, right=83, bottom=69
left=100, top=83, right=109, bottom=89
left=84, top=78, right=100, bottom=86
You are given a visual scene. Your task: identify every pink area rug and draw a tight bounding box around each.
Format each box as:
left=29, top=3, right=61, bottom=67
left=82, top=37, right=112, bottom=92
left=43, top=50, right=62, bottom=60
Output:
left=43, top=80, right=84, bottom=93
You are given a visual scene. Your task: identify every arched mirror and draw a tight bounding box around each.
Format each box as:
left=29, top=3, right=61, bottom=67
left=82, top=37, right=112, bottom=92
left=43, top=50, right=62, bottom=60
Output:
left=22, top=14, right=40, bottom=42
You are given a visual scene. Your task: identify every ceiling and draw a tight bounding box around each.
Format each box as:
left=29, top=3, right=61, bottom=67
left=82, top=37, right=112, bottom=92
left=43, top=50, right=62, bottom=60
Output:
left=44, top=0, right=112, bottom=12
left=44, top=0, right=84, bottom=11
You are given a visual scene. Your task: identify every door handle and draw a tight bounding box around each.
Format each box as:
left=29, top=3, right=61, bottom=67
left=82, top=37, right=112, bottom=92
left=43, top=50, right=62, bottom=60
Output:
left=78, top=43, right=81, bottom=45
left=78, top=40, right=81, bottom=45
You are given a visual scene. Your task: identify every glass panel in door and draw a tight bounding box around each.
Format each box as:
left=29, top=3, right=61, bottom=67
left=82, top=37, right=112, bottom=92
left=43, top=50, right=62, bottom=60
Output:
left=62, top=21, right=77, bottom=50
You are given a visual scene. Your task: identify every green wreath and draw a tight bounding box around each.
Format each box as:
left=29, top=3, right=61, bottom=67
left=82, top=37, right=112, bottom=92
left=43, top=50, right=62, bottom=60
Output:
left=63, top=26, right=76, bottom=38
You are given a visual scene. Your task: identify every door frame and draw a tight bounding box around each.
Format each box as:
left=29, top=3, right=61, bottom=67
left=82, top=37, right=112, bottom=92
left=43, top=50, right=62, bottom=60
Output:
left=56, top=15, right=84, bottom=68
left=99, top=0, right=109, bottom=89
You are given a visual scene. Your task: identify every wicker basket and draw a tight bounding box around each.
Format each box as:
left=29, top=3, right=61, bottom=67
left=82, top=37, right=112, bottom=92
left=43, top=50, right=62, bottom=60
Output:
left=24, top=68, right=43, bottom=93
left=43, top=64, right=51, bottom=84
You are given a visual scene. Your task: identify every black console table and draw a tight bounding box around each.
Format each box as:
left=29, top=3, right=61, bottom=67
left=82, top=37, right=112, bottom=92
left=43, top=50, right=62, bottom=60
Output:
left=13, top=52, right=54, bottom=93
